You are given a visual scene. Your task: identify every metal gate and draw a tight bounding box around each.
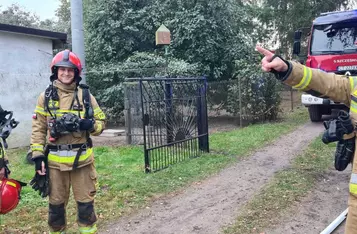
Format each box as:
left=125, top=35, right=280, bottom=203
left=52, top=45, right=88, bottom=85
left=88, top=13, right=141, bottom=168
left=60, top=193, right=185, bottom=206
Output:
left=126, top=77, right=209, bottom=172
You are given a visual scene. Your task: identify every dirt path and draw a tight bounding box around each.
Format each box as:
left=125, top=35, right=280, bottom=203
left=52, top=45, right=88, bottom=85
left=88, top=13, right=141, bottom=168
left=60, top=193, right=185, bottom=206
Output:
left=264, top=169, right=350, bottom=234
left=102, top=122, right=324, bottom=234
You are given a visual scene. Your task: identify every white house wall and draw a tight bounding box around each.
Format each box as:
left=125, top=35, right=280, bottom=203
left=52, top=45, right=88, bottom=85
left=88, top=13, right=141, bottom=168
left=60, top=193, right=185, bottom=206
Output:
left=0, top=31, right=53, bottom=148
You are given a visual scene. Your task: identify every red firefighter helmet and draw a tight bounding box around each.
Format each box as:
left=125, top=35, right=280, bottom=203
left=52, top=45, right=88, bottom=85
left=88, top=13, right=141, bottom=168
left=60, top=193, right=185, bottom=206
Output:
left=0, top=178, right=22, bottom=214
left=50, top=50, right=82, bottom=83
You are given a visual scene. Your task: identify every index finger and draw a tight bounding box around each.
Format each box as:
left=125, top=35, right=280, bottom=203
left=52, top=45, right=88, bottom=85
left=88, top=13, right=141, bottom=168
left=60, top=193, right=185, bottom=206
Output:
left=255, top=45, right=274, bottom=57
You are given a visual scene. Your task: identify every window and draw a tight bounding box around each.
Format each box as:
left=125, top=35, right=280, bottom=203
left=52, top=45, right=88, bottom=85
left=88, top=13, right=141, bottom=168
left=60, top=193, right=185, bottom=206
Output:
left=310, top=23, right=357, bottom=55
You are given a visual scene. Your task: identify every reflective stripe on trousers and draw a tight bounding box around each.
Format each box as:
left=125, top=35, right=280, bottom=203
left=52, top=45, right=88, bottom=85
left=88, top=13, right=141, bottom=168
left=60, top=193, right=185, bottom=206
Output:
left=79, top=224, right=97, bottom=234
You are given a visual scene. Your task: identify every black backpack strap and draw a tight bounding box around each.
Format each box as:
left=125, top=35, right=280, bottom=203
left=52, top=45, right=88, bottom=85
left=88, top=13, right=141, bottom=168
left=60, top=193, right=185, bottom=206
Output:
left=44, top=84, right=59, bottom=118
left=78, top=84, right=94, bottom=164
left=79, top=84, right=94, bottom=119
left=44, top=85, right=52, bottom=112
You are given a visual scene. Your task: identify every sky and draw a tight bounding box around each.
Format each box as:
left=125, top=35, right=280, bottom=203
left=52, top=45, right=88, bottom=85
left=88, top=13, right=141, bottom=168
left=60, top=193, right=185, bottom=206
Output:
left=0, top=0, right=60, bottom=20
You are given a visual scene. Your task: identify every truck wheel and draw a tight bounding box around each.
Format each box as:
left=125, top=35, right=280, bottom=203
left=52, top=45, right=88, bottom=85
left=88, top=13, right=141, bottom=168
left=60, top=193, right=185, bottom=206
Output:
left=308, top=105, right=322, bottom=122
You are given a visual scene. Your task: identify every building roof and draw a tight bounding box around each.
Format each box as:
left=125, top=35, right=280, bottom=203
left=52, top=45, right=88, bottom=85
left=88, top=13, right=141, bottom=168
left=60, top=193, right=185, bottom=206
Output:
left=0, top=23, right=67, bottom=48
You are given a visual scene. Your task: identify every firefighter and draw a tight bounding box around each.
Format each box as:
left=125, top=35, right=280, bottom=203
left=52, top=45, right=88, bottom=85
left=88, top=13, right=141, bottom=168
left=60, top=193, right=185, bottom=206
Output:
left=0, top=106, right=11, bottom=180
left=0, top=105, right=19, bottom=180
left=29, top=49, right=106, bottom=234
left=0, top=105, right=26, bottom=215
left=256, top=45, right=357, bottom=234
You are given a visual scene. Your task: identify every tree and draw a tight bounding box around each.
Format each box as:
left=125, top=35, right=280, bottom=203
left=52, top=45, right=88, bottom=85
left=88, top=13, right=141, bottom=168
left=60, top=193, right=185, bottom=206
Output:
left=161, top=0, right=254, bottom=80
left=256, top=0, right=350, bottom=57
left=84, top=0, right=161, bottom=66
left=0, top=4, right=58, bottom=32
left=55, top=0, right=71, bottom=48
left=83, top=0, right=282, bottom=121
left=0, top=4, right=41, bottom=28
left=84, top=0, right=255, bottom=80
left=38, top=19, right=58, bottom=31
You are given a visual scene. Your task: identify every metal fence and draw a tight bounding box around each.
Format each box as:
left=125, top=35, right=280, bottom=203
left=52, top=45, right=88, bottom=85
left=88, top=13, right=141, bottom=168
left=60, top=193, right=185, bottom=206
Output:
left=124, top=79, right=301, bottom=143
left=205, top=80, right=301, bottom=126
left=124, top=77, right=209, bottom=172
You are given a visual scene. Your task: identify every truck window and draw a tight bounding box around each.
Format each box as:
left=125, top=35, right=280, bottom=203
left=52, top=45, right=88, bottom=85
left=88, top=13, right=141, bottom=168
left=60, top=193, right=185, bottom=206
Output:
left=311, top=24, right=357, bottom=55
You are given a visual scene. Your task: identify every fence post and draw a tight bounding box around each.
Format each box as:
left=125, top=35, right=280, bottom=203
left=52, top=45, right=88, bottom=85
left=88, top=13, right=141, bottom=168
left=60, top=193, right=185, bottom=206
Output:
left=124, top=82, right=132, bottom=145
left=202, top=78, right=209, bottom=152
left=165, top=81, right=173, bottom=143
left=239, top=76, right=242, bottom=128
left=290, top=87, right=294, bottom=111
left=139, top=80, right=150, bottom=173
left=197, top=78, right=209, bottom=152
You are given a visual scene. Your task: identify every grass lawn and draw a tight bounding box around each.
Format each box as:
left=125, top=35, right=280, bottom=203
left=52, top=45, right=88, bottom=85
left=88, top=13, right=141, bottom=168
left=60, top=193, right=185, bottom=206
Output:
left=0, top=109, right=308, bottom=233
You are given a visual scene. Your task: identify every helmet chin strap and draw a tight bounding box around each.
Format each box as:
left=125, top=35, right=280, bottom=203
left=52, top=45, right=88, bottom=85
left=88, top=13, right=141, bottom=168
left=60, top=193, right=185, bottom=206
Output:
left=57, top=79, right=76, bottom=85
left=75, top=75, right=82, bottom=85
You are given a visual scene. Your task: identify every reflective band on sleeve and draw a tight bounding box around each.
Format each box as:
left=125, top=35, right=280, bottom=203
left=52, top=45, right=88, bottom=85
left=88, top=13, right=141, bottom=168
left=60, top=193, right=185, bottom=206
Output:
left=31, top=144, right=44, bottom=152
left=350, top=76, right=357, bottom=91
left=48, top=148, right=93, bottom=164
left=350, top=173, right=357, bottom=195
left=94, top=107, right=106, bottom=120
left=293, top=66, right=312, bottom=90
left=351, top=99, right=357, bottom=114
left=350, top=184, right=357, bottom=195
left=94, top=107, right=101, bottom=114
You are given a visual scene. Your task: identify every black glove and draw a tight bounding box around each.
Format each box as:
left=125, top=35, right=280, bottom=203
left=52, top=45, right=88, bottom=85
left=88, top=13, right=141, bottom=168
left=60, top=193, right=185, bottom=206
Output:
left=29, top=173, right=49, bottom=198
left=322, top=110, right=354, bottom=144
left=79, top=119, right=94, bottom=131
left=33, top=156, right=45, bottom=171
left=30, top=156, right=49, bottom=197
left=269, top=54, right=293, bottom=81
left=337, top=110, right=354, bottom=134
left=322, top=120, right=339, bottom=144
left=335, top=138, right=355, bottom=171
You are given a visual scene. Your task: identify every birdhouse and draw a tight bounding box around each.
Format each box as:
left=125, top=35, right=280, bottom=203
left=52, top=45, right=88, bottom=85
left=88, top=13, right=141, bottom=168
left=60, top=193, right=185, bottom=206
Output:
left=155, top=24, right=171, bottom=46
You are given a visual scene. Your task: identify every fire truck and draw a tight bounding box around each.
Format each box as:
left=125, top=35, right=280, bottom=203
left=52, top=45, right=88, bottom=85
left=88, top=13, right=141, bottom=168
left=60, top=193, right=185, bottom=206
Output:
left=293, top=9, right=357, bottom=122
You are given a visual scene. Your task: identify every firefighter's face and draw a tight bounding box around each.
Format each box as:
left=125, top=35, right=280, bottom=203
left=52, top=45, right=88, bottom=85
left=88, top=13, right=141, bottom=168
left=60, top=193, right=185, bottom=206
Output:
left=57, top=67, right=75, bottom=84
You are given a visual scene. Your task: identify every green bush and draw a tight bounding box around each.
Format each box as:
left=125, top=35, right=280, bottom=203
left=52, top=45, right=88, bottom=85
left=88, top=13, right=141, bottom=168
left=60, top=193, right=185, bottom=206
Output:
left=226, top=54, right=282, bottom=122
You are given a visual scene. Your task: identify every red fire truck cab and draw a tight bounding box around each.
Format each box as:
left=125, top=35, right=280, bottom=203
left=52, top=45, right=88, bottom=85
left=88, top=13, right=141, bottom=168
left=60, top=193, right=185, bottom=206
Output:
left=293, top=9, right=357, bottom=122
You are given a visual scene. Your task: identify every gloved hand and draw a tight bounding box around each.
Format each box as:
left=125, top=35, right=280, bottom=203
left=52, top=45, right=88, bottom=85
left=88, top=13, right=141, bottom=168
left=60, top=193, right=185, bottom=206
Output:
left=335, top=138, right=355, bottom=171
left=33, top=156, right=45, bottom=172
left=30, top=156, right=49, bottom=197
left=79, top=119, right=94, bottom=131
left=30, top=173, right=49, bottom=198
left=322, top=110, right=354, bottom=145
left=337, top=110, right=354, bottom=134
